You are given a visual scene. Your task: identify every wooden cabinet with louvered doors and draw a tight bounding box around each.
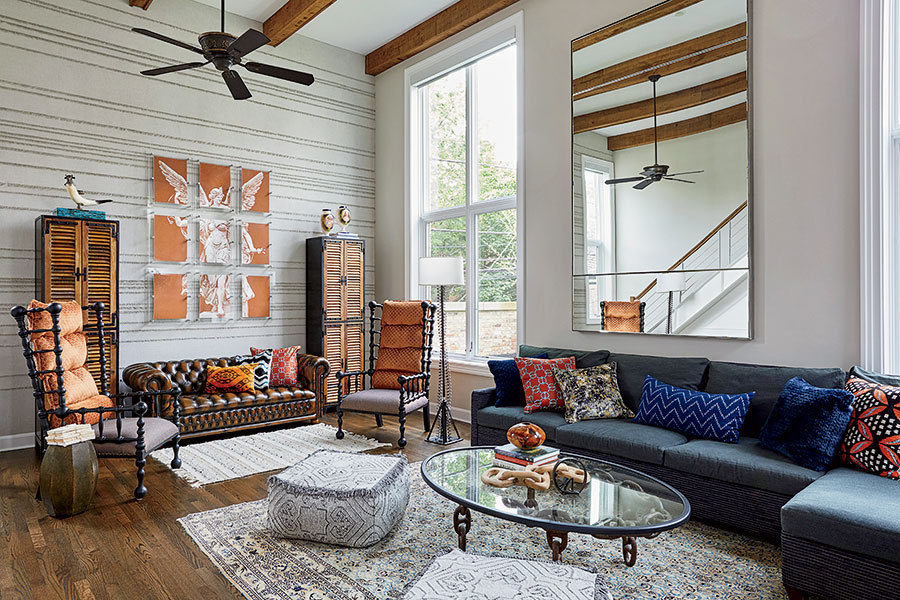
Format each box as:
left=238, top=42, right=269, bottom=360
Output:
left=307, top=236, right=365, bottom=407
left=35, top=216, right=119, bottom=397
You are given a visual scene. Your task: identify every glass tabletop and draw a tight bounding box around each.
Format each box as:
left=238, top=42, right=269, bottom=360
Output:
left=421, top=446, right=690, bottom=536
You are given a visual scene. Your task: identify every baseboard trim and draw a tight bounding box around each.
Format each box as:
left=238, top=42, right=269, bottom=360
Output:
left=428, top=401, right=471, bottom=424
left=0, top=432, right=34, bottom=453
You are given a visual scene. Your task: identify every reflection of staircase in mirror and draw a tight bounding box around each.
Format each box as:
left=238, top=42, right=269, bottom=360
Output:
left=632, top=201, right=749, bottom=336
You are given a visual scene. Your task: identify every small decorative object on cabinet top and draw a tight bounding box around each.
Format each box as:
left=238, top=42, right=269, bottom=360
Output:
left=337, top=205, right=357, bottom=237
left=507, top=422, right=546, bottom=450
left=321, top=208, right=335, bottom=235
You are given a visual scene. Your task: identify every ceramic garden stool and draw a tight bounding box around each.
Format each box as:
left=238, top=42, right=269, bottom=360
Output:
left=39, top=424, right=99, bottom=518
left=267, top=449, right=409, bottom=547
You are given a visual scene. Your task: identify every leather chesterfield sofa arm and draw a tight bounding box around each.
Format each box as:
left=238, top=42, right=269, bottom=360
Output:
left=297, top=352, right=330, bottom=403
left=123, top=363, right=174, bottom=393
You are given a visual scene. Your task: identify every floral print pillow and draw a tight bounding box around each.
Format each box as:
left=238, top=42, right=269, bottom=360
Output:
left=552, top=363, right=633, bottom=424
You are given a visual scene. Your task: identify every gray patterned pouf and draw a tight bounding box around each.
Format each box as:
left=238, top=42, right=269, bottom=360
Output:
left=267, top=449, right=409, bottom=547
left=401, top=549, right=613, bottom=600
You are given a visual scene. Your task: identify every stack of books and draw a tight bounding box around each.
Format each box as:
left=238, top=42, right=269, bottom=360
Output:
left=46, top=423, right=96, bottom=447
left=493, top=443, right=559, bottom=470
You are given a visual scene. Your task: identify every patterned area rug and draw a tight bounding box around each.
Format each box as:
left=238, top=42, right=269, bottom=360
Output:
left=179, top=464, right=787, bottom=599
left=151, top=423, right=390, bottom=486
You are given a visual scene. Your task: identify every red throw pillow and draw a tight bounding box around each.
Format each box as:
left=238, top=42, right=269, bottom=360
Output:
left=515, top=356, right=576, bottom=413
left=252, top=346, right=300, bottom=387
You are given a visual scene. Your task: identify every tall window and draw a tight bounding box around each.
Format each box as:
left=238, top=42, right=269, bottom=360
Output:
left=414, top=42, right=519, bottom=360
left=582, top=157, right=615, bottom=323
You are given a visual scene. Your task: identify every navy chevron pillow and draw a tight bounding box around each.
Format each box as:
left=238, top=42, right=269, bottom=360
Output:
left=633, top=375, right=753, bottom=443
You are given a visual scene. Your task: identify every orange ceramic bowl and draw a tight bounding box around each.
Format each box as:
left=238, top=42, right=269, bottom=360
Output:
left=506, top=422, right=546, bottom=450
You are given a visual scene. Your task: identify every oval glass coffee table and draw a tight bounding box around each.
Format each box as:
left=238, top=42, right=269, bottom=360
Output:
left=421, top=446, right=690, bottom=566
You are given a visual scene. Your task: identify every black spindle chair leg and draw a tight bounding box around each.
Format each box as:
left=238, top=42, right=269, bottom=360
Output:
left=398, top=400, right=407, bottom=448
left=336, top=400, right=345, bottom=440
left=375, top=413, right=383, bottom=427
left=134, top=404, right=148, bottom=500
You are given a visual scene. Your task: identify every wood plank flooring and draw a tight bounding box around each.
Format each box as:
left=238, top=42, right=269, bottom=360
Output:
left=0, top=412, right=471, bottom=599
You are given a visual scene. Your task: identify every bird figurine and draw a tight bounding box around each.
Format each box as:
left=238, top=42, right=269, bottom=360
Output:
left=64, top=174, right=113, bottom=207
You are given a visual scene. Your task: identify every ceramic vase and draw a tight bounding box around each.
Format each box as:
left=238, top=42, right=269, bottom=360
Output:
left=338, top=205, right=351, bottom=233
left=506, top=422, right=546, bottom=450
left=320, top=208, right=335, bottom=235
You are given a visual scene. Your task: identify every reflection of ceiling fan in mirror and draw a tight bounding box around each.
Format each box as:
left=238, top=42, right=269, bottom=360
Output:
left=605, top=75, right=704, bottom=190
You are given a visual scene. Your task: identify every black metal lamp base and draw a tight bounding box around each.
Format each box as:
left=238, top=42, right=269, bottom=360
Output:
left=426, top=398, right=462, bottom=445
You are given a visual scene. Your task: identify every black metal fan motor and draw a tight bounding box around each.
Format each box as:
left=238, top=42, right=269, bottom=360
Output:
left=132, top=0, right=314, bottom=100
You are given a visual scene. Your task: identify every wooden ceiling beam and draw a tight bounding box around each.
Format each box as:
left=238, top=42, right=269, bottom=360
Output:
left=574, top=71, right=747, bottom=134
left=129, top=0, right=153, bottom=9
left=264, top=0, right=338, bottom=47
left=573, top=22, right=747, bottom=101
left=606, top=102, right=747, bottom=151
left=365, top=0, right=522, bottom=76
left=573, top=0, right=704, bottom=52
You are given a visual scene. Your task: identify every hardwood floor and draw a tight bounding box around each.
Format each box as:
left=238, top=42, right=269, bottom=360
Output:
left=0, top=412, right=471, bottom=599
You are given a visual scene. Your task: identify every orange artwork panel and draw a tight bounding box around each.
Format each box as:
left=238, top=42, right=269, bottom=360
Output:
left=153, top=273, right=188, bottom=320
left=199, top=274, right=231, bottom=318
left=243, top=275, right=270, bottom=318
left=199, top=162, right=232, bottom=209
left=241, top=222, right=269, bottom=265
left=153, top=157, right=188, bottom=205
left=241, top=169, right=269, bottom=213
left=154, top=215, right=188, bottom=262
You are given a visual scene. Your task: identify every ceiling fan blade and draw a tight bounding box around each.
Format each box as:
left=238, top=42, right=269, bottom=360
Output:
left=663, top=177, right=696, bottom=184
left=604, top=176, right=645, bottom=185
left=633, top=178, right=656, bottom=190
left=141, top=61, right=208, bottom=76
left=223, top=69, right=252, bottom=100
left=228, top=28, right=270, bottom=58
left=243, top=62, right=314, bottom=86
left=132, top=28, right=204, bottom=55
left=666, top=170, right=704, bottom=177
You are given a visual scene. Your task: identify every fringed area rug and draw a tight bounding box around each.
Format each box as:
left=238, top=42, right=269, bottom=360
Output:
left=151, top=423, right=390, bottom=486
left=179, top=465, right=787, bottom=599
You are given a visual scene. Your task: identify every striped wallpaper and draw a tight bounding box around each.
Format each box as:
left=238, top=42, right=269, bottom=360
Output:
left=0, top=0, right=375, bottom=446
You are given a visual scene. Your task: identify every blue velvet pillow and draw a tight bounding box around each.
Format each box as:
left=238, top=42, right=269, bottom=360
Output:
left=759, top=377, right=854, bottom=471
left=633, top=375, right=753, bottom=443
left=489, top=353, right=548, bottom=407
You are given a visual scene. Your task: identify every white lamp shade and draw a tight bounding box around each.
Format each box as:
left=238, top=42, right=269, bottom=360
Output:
left=419, top=256, right=464, bottom=286
left=656, top=271, right=687, bottom=293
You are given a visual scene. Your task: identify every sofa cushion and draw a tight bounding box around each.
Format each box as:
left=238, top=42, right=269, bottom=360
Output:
left=607, top=352, right=709, bottom=412
left=252, top=345, right=301, bottom=387
left=516, top=356, right=575, bottom=414
left=178, top=387, right=314, bottom=414
left=704, top=361, right=846, bottom=438
left=838, top=378, right=900, bottom=479
left=203, top=364, right=257, bottom=394
left=232, top=350, right=272, bottom=389
left=849, top=365, right=900, bottom=387
left=519, top=345, right=610, bottom=368
left=92, top=417, right=179, bottom=456
left=476, top=406, right=568, bottom=440
left=489, top=353, right=547, bottom=407
left=781, top=467, right=900, bottom=564
left=552, top=363, right=632, bottom=423
left=555, top=418, right=689, bottom=465
left=664, top=437, right=823, bottom=496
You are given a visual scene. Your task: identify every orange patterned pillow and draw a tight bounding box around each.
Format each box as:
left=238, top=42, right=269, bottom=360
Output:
left=204, top=364, right=257, bottom=394
left=27, top=299, right=84, bottom=339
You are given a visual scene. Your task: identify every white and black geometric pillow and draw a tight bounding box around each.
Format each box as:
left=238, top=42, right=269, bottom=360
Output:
left=839, top=378, right=900, bottom=479
left=231, top=350, right=272, bottom=390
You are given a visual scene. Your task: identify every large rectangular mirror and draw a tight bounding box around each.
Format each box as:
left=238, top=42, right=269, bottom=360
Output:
left=572, top=0, right=751, bottom=338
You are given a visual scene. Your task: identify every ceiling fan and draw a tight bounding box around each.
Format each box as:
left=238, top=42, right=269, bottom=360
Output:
left=605, top=74, right=703, bottom=190
left=132, top=0, right=314, bottom=100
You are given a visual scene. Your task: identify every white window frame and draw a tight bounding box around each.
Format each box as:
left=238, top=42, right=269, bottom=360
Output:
left=404, top=13, right=525, bottom=363
left=581, top=155, right=616, bottom=324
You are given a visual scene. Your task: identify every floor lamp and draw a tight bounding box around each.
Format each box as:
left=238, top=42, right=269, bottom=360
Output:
left=420, top=256, right=464, bottom=445
left=656, top=271, right=686, bottom=334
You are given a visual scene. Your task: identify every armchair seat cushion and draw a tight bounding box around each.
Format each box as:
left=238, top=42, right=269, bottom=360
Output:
left=178, top=387, right=314, bottom=414
left=341, top=389, right=429, bottom=414
left=91, top=417, right=178, bottom=456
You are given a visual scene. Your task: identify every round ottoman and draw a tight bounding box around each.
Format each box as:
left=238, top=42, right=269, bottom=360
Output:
left=267, top=449, right=409, bottom=547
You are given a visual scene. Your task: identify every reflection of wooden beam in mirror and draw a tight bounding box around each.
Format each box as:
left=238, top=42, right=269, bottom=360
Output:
left=573, top=23, right=746, bottom=101
left=573, top=0, right=704, bottom=52
left=264, top=0, right=338, bottom=47
left=606, top=102, right=746, bottom=151
left=574, top=72, right=746, bottom=134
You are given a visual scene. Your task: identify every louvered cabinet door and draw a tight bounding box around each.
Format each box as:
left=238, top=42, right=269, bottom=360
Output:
left=40, top=219, right=80, bottom=302
left=81, top=220, right=117, bottom=324
left=323, top=239, right=344, bottom=321
left=344, top=322, right=364, bottom=378
left=322, top=324, right=344, bottom=405
left=343, top=240, right=364, bottom=321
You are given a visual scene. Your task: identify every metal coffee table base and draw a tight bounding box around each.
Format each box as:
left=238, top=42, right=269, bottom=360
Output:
left=451, top=504, right=656, bottom=566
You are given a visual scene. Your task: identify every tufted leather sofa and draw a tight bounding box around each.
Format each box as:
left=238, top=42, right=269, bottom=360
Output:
left=122, top=352, right=329, bottom=439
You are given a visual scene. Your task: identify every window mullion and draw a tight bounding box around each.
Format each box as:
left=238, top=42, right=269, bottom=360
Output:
left=465, top=64, right=478, bottom=360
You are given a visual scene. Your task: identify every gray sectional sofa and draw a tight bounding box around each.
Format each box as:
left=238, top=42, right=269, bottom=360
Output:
left=470, top=345, right=900, bottom=600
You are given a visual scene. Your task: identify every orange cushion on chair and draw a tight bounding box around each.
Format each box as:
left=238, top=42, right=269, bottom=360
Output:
left=49, top=394, right=115, bottom=428
left=373, top=300, right=428, bottom=390
left=27, top=300, right=84, bottom=340
left=381, top=301, right=426, bottom=326
left=40, top=366, right=100, bottom=410
left=204, top=364, right=257, bottom=394
left=32, top=332, right=88, bottom=372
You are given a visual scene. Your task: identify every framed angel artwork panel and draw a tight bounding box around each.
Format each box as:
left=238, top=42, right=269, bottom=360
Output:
left=198, top=162, right=232, bottom=210
left=198, top=218, right=232, bottom=264
left=242, top=274, right=270, bottom=318
left=199, top=273, right=231, bottom=319
left=153, top=157, right=189, bottom=205
left=153, top=214, right=189, bottom=262
left=241, top=169, right=269, bottom=213
left=153, top=273, right=188, bottom=320
left=241, top=222, right=269, bottom=265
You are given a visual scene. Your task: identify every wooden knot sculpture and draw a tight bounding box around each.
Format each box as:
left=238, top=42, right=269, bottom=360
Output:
left=481, top=462, right=588, bottom=492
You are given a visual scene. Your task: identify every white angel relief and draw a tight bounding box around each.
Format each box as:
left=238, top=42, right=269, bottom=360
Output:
left=241, top=277, right=255, bottom=317
left=158, top=160, right=188, bottom=205
left=241, top=172, right=265, bottom=211
left=200, top=274, right=230, bottom=319
left=199, top=219, right=231, bottom=264
left=199, top=182, right=231, bottom=209
left=241, top=223, right=268, bottom=265
left=166, top=215, right=189, bottom=240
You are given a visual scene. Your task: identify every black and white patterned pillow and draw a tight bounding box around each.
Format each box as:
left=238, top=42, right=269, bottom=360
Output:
left=231, top=350, right=272, bottom=390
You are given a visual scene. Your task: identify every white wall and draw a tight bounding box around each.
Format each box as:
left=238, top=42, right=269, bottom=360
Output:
left=0, top=0, right=374, bottom=448
left=375, top=0, right=861, bottom=401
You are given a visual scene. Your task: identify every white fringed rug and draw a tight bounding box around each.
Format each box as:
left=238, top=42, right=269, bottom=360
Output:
left=151, top=423, right=390, bottom=486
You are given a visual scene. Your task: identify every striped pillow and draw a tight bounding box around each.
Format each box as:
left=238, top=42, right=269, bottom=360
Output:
left=232, top=350, right=272, bottom=390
